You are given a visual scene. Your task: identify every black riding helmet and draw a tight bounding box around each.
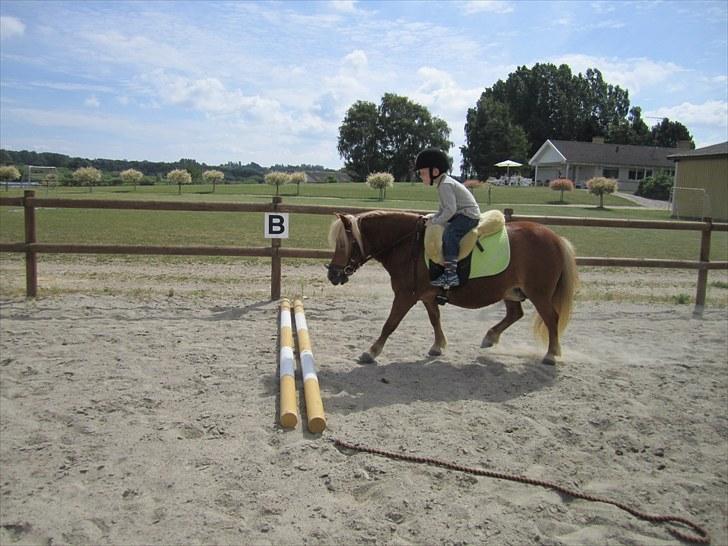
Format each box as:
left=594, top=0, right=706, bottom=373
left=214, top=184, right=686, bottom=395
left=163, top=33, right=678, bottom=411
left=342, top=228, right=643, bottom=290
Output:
left=415, top=148, right=450, bottom=185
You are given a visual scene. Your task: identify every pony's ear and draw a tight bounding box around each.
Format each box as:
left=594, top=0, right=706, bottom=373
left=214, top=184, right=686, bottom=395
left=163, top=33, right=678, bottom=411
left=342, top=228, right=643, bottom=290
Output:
left=338, top=213, right=352, bottom=229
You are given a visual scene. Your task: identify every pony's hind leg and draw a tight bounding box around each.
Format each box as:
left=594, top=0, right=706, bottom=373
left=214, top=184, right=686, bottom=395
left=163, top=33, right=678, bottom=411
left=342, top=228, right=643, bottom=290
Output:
left=481, top=300, right=524, bottom=348
left=529, top=294, right=561, bottom=366
left=423, top=300, right=447, bottom=356
left=359, top=294, right=417, bottom=364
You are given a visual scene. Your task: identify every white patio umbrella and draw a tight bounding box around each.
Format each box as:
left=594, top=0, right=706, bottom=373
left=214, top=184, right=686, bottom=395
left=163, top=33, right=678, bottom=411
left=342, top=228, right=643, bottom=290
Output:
left=494, top=159, right=523, bottom=179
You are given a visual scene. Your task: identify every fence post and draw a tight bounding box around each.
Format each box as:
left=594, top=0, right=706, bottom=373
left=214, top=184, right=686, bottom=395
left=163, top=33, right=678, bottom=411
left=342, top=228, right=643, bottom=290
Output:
left=270, top=196, right=282, bottom=300
left=693, top=217, right=712, bottom=317
left=23, top=190, right=38, bottom=298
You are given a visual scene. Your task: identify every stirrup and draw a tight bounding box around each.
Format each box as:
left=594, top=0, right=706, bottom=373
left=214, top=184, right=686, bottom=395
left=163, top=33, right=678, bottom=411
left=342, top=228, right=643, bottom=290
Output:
left=431, top=273, right=450, bottom=288
left=444, top=272, right=460, bottom=287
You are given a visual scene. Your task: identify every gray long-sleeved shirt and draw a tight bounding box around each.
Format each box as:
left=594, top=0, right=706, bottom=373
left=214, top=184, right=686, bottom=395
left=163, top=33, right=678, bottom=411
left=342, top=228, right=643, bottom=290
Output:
left=430, top=174, right=481, bottom=225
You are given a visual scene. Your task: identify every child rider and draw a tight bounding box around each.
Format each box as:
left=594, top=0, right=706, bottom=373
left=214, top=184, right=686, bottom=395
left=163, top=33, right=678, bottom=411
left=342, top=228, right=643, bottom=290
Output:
left=415, top=147, right=481, bottom=289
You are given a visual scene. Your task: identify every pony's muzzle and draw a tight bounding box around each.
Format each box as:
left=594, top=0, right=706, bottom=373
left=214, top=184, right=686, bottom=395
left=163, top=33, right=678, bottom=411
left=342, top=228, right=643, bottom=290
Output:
left=326, top=264, right=348, bottom=285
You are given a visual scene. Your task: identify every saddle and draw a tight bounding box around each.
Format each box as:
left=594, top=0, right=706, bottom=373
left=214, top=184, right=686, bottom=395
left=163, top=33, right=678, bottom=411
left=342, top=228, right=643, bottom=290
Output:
left=424, top=210, right=510, bottom=287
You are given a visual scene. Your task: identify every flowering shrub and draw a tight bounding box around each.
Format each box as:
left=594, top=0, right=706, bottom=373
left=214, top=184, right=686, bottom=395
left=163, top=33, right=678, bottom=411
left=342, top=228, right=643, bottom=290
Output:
left=289, top=171, right=306, bottom=196
left=0, top=165, right=21, bottom=182
left=167, top=169, right=192, bottom=195
left=203, top=169, right=225, bottom=192
left=120, top=168, right=144, bottom=189
left=265, top=171, right=291, bottom=196
left=73, top=167, right=102, bottom=192
left=549, top=178, right=574, bottom=202
left=366, top=172, right=394, bottom=201
left=586, top=177, right=618, bottom=208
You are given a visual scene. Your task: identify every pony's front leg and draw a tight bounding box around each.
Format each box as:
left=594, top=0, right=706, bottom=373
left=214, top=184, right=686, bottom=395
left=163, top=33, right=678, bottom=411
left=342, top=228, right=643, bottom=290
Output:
left=359, top=294, right=417, bottom=364
left=423, top=300, right=447, bottom=356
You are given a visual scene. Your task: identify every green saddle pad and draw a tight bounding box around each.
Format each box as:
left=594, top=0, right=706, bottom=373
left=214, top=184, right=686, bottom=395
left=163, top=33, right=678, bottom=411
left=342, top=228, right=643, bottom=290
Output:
left=470, top=225, right=510, bottom=278
left=426, top=225, right=510, bottom=279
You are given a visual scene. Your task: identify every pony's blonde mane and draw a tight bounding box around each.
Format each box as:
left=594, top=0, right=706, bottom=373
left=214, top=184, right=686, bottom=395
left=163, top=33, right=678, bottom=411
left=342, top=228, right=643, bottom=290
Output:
left=327, top=214, right=364, bottom=255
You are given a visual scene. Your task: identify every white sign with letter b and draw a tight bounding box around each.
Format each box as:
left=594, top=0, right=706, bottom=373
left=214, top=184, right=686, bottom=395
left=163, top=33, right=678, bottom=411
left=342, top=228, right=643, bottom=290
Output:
left=264, top=213, right=289, bottom=239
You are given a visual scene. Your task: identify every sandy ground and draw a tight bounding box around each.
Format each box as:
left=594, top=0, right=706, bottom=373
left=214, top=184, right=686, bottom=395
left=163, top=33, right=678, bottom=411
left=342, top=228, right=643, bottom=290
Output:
left=0, top=256, right=726, bottom=546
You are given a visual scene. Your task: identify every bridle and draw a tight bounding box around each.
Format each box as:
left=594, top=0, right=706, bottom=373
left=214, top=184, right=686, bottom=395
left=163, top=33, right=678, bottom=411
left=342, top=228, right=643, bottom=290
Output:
left=327, top=216, right=425, bottom=283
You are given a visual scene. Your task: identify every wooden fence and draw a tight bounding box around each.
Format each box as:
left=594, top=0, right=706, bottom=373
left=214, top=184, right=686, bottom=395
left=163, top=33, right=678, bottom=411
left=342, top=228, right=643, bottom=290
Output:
left=1, top=191, right=726, bottom=314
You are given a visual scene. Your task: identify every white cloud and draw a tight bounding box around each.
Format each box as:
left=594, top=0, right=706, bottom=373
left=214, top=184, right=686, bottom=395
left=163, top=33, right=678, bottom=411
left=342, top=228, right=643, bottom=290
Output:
left=2, top=106, right=174, bottom=136
left=462, top=1, right=514, bottom=14
left=27, top=81, right=114, bottom=93
left=322, top=50, right=373, bottom=105
left=646, top=100, right=728, bottom=127
left=343, top=49, right=368, bottom=72
left=148, top=71, right=281, bottom=118
left=85, top=31, right=191, bottom=72
left=412, top=67, right=481, bottom=117
left=0, top=16, right=25, bottom=39
left=329, top=0, right=357, bottom=13
left=552, top=54, right=686, bottom=94
left=84, top=95, right=100, bottom=108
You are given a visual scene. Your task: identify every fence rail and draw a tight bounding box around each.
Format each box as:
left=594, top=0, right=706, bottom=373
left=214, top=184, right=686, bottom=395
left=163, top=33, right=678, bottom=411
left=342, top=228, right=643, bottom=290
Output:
left=1, top=192, right=726, bottom=314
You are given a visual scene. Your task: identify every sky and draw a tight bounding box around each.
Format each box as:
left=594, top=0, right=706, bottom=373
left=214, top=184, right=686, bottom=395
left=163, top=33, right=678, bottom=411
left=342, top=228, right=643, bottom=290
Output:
left=1, top=0, right=727, bottom=174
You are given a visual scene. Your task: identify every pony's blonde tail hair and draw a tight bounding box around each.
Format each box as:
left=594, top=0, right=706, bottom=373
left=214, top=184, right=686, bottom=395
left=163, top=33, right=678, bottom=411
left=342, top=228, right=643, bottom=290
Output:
left=534, top=237, right=579, bottom=344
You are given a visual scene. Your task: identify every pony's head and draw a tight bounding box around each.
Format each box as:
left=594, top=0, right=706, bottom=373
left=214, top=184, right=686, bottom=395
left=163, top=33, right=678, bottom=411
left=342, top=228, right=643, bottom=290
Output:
left=326, top=213, right=365, bottom=285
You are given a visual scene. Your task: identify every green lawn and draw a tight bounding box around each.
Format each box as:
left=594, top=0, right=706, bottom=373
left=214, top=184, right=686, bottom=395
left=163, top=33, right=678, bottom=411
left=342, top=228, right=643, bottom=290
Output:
left=1, top=183, right=726, bottom=261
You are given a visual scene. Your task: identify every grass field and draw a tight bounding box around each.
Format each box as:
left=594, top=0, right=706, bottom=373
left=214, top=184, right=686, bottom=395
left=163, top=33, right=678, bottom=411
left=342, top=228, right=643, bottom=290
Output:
left=0, top=183, right=726, bottom=261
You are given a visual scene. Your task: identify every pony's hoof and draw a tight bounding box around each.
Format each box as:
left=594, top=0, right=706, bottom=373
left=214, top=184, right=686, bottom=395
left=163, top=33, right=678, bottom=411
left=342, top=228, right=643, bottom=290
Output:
left=541, top=355, right=556, bottom=366
left=428, top=347, right=442, bottom=357
left=358, top=352, right=376, bottom=365
left=480, top=339, right=494, bottom=348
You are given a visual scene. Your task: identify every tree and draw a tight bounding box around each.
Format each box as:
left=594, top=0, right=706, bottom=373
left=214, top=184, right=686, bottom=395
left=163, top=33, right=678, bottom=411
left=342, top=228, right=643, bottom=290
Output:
left=264, top=171, right=290, bottom=196
left=0, top=165, right=21, bottom=191
left=202, top=169, right=225, bottom=193
left=73, top=166, right=102, bottom=192
left=120, top=168, right=144, bottom=190
left=651, top=118, right=694, bottom=148
left=167, top=169, right=192, bottom=195
left=338, top=94, right=451, bottom=181
left=289, top=171, right=306, bottom=196
left=467, top=64, right=631, bottom=159
left=461, top=95, right=529, bottom=179
left=178, top=158, right=203, bottom=182
left=586, top=176, right=618, bottom=208
left=337, top=100, right=381, bottom=181
left=377, top=93, right=451, bottom=181
left=549, top=178, right=574, bottom=203
left=606, top=107, right=651, bottom=145
left=366, top=172, right=394, bottom=201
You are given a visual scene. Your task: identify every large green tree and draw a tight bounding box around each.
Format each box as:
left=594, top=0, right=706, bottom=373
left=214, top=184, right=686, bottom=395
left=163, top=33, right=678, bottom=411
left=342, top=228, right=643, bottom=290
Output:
left=460, top=95, right=528, bottom=179
left=461, top=63, right=695, bottom=175
left=651, top=118, right=695, bottom=148
left=485, top=64, right=630, bottom=154
left=606, top=106, right=652, bottom=145
left=337, top=100, right=382, bottom=181
left=338, top=94, right=451, bottom=181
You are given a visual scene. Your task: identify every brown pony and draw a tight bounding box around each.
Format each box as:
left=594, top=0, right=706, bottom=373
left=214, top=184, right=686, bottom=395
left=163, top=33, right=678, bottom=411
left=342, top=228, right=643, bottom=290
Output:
left=327, top=210, right=578, bottom=365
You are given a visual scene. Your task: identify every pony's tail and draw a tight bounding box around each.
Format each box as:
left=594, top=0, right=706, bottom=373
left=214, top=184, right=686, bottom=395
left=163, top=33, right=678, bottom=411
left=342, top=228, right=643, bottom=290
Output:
left=534, top=237, right=579, bottom=344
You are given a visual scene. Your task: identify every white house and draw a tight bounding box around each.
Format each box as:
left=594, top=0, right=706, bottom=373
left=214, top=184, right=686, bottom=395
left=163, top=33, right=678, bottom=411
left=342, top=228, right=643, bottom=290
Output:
left=529, top=137, right=686, bottom=191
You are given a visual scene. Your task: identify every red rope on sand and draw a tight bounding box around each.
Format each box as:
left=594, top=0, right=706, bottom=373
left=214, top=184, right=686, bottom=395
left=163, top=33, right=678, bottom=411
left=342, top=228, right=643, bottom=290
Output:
left=333, top=438, right=710, bottom=544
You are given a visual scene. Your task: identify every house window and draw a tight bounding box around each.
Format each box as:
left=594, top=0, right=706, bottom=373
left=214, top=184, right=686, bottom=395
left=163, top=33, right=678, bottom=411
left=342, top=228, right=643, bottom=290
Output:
left=603, top=167, right=619, bottom=179
left=628, top=168, right=648, bottom=180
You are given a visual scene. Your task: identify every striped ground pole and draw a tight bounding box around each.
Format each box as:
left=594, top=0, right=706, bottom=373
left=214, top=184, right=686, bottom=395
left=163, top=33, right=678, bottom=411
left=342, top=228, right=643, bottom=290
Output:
left=279, top=298, right=298, bottom=428
left=293, top=298, right=326, bottom=433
